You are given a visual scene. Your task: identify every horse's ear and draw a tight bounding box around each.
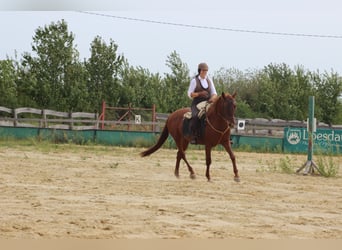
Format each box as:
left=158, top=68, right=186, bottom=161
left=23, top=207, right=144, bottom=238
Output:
left=221, top=92, right=225, bottom=98
left=232, top=91, right=237, bottom=98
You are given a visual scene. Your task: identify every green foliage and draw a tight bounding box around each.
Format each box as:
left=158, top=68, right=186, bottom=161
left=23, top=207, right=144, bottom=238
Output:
left=312, top=71, right=342, bottom=125
left=0, top=59, right=18, bottom=107
left=235, top=100, right=255, bottom=118
left=119, top=64, right=162, bottom=109
left=277, top=156, right=296, bottom=174
left=63, top=61, right=90, bottom=112
left=256, top=153, right=339, bottom=178
left=256, top=63, right=306, bottom=120
left=0, top=19, right=341, bottom=127
left=213, top=63, right=342, bottom=124
left=85, top=36, right=125, bottom=111
left=316, top=154, right=340, bottom=177
left=162, top=51, right=190, bottom=112
left=256, top=156, right=296, bottom=174
left=19, top=20, right=80, bottom=111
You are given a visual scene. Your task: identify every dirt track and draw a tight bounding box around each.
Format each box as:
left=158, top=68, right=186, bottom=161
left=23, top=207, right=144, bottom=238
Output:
left=0, top=144, right=341, bottom=239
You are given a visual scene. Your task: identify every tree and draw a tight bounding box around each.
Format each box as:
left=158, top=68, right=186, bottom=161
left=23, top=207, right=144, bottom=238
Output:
left=19, top=19, right=81, bottom=111
left=213, top=67, right=257, bottom=118
left=119, top=63, right=162, bottom=108
left=162, top=51, right=190, bottom=112
left=312, top=71, right=342, bottom=125
left=85, top=36, right=125, bottom=112
left=63, top=61, right=90, bottom=112
left=0, top=59, right=18, bottom=107
left=254, top=63, right=313, bottom=120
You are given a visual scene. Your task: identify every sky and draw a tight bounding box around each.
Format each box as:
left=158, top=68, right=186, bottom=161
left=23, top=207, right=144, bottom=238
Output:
left=1, top=0, right=342, bottom=75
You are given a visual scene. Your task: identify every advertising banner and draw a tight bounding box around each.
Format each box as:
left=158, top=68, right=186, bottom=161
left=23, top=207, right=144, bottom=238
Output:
left=284, top=127, right=341, bottom=154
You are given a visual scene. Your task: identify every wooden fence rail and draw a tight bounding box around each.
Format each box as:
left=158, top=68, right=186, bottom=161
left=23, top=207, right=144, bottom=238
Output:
left=0, top=106, right=99, bottom=130
left=1, top=106, right=341, bottom=135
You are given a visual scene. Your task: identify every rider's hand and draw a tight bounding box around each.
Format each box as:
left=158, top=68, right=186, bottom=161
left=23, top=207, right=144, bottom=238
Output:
left=198, top=91, right=209, bottom=98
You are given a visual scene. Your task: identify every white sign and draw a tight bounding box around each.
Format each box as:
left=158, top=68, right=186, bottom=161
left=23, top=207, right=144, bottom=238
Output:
left=237, top=120, right=245, bottom=130
left=135, top=115, right=141, bottom=124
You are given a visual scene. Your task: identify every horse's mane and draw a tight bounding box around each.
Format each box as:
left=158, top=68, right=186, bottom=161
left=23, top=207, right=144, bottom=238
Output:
left=207, top=92, right=236, bottom=115
left=212, top=92, right=235, bottom=102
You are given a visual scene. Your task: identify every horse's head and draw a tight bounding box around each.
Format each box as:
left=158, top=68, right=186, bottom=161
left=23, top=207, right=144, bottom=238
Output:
left=217, top=92, right=237, bottom=128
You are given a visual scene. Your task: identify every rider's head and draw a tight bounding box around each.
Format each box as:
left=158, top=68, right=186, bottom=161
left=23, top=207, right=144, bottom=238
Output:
left=198, top=62, right=209, bottom=75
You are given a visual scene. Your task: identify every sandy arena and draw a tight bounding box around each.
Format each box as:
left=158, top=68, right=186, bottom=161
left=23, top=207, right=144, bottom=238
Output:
left=0, top=144, right=341, bottom=239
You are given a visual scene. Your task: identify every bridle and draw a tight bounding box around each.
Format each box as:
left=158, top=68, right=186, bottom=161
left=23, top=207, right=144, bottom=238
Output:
left=205, top=97, right=234, bottom=143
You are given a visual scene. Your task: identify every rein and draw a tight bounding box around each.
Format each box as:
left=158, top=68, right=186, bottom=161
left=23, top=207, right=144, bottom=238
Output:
left=205, top=101, right=231, bottom=143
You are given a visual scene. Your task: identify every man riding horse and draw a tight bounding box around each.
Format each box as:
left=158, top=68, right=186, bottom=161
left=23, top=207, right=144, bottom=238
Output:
left=187, top=62, right=217, bottom=144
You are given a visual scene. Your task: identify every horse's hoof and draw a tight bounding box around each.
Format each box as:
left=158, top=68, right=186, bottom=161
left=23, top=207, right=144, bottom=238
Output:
left=234, top=177, right=240, bottom=182
left=190, top=173, right=196, bottom=179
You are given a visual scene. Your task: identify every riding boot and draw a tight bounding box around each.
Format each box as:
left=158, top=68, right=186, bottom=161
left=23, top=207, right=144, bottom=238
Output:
left=190, top=117, right=199, bottom=144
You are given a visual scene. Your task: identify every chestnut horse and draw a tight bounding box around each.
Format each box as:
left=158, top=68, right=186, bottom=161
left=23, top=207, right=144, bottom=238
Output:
left=140, top=92, right=239, bottom=182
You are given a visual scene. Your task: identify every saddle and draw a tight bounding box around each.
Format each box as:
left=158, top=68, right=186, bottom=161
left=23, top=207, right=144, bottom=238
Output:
left=183, top=101, right=211, bottom=120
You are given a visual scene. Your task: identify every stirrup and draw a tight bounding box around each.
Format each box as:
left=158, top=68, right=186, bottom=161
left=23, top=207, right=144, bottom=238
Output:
left=190, top=135, right=197, bottom=144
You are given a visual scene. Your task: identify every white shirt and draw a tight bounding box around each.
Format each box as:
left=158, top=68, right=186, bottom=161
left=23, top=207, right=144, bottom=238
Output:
left=187, top=75, right=217, bottom=99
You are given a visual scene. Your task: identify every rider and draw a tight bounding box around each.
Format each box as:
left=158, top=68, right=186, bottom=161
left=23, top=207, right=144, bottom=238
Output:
left=187, top=62, right=217, bottom=143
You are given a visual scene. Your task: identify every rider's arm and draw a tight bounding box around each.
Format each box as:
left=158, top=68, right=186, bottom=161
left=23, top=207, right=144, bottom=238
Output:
left=187, top=78, right=197, bottom=99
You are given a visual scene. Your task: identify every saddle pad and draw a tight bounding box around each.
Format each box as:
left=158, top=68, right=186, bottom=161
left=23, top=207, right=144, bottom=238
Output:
left=184, top=112, right=192, bottom=119
left=196, top=101, right=207, bottom=110
left=183, top=101, right=212, bottom=119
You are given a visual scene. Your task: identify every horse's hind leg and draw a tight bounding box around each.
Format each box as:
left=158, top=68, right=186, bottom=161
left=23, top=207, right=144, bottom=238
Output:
left=174, top=144, right=195, bottom=179
left=174, top=150, right=182, bottom=178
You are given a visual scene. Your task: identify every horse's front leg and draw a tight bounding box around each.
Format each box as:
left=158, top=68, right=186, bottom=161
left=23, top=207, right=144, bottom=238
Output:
left=222, top=140, right=240, bottom=182
left=205, top=146, right=212, bottom=181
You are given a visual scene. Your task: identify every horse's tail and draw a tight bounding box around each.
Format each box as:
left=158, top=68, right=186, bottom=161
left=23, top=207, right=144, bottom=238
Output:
left=140, top=125, right=169, bottom=157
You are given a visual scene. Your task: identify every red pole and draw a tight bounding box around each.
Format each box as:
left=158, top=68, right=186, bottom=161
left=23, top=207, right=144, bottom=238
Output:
left=128, top=103, right=131, bottom=131
left=101, top=100, right=106, bottom=130
left=152, top=104, right=156, bottom=132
